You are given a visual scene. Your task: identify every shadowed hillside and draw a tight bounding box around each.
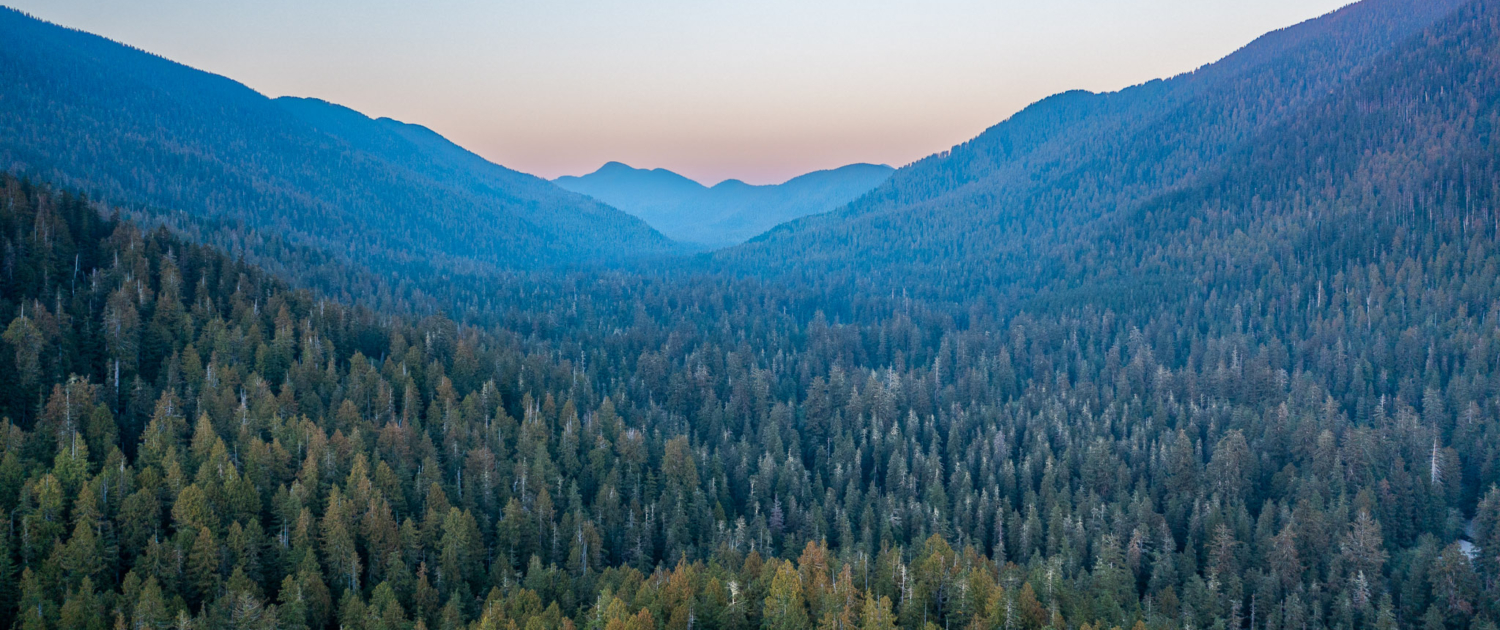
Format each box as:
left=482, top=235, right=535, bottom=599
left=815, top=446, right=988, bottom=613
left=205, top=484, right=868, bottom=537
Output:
left=0, top=9, right=679, bottom=274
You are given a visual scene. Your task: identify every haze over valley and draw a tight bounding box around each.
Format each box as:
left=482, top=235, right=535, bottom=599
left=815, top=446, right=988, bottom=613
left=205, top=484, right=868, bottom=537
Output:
left=554, top=162, right=894, bottom=247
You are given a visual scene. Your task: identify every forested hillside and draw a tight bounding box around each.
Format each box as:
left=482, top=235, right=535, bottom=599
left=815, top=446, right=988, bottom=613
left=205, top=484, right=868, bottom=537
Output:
left=720, top=0, right=1471, bottom=293
left=0, top=9, right=679, bottom=274
left=2, top=0, right=1500, bottom=629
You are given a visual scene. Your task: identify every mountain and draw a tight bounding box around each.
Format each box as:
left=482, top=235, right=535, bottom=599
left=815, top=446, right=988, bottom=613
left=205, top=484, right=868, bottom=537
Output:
left=4, top=0, right=1500, bottom=627
left=719, top=0, right=1475, bottom=294
left=0, top=8, right=679, bottom=273
left=555, top=161, right=893, bottom=246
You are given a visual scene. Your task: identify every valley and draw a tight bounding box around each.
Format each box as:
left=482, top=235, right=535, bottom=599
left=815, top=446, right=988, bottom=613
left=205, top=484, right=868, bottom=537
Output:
left=1, top=1, right=1498, bottom=629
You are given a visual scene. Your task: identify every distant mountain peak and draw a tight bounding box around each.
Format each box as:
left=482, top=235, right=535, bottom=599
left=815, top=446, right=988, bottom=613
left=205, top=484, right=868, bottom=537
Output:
left=555, top=162, right=894, bottom=246
left=596, top=161, right=638, bottom=172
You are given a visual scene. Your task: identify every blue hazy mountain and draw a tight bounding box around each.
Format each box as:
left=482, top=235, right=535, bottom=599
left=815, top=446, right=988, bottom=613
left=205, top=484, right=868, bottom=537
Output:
left=0, top=8, right=679, bottom=272
left=555, top=162, right=894, bottom=246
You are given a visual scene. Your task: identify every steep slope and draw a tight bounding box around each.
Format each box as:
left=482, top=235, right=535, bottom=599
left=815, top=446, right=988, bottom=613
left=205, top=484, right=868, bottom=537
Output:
left=720, top=0, right=1472, bottom=292
left=1068, top=0, right=1500, bottom=309
left=0, top=9, right=679, bottom=273
left=556, top=162, right=893, bottom=246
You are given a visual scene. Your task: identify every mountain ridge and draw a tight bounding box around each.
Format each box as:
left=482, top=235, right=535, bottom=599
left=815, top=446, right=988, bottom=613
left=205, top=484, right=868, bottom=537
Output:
left=555, top=161, right=894, bottom=246
left=721, top=0, right=1474, bottom=291
left=0, top=8, right=679, bottom=275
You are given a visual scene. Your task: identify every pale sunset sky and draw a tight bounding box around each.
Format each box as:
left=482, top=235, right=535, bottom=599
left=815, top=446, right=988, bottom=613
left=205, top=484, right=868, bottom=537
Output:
left=8, top=0, right=1353, bottom=184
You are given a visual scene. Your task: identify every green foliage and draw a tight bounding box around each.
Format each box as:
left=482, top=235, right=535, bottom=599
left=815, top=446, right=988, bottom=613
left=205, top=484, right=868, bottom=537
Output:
left=1, top=1, right=1500, bottom=629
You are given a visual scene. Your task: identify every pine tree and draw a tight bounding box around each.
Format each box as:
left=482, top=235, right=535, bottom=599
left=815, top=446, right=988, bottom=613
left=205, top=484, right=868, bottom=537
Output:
left=764, top=562, right=811, bottom=630
left=1091, top=534, right=1132, bottom=623
left=439, top=508, right=482, bottom=592
left=59, top=518, right=103, bottom=587
left=859, top=594, right=898, bottom=630
left=0, top=529, right=19, bottom=628
left=188, top=526, right=222, bottom=606
left=415, top=562, right=440, bottom=627
left=2, top=311, right=46, bottom=393
left=16, top=568, right=52, bottom=630
left=58, top=577, right=104, bottom=630
left=321, top=488, right=360, bottom=595
left=1269, top=523, right=1301, bottom=591
left=133, top=577, right=172, bottom=630
left=1429, top=542, right=1479, bottom=618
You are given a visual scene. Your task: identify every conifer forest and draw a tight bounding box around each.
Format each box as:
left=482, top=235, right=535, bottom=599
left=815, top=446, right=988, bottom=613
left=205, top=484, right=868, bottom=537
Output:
left=3, top=0, right=1500, bottom=629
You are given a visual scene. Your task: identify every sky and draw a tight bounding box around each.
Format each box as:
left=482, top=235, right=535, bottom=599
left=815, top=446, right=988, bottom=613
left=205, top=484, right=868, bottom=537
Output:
left=8, top=0, right=1353, bottom=185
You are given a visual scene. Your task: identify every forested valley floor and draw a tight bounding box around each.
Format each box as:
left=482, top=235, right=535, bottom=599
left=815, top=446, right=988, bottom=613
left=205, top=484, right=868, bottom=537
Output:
left=3, top=149, right=1500, bottom=630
